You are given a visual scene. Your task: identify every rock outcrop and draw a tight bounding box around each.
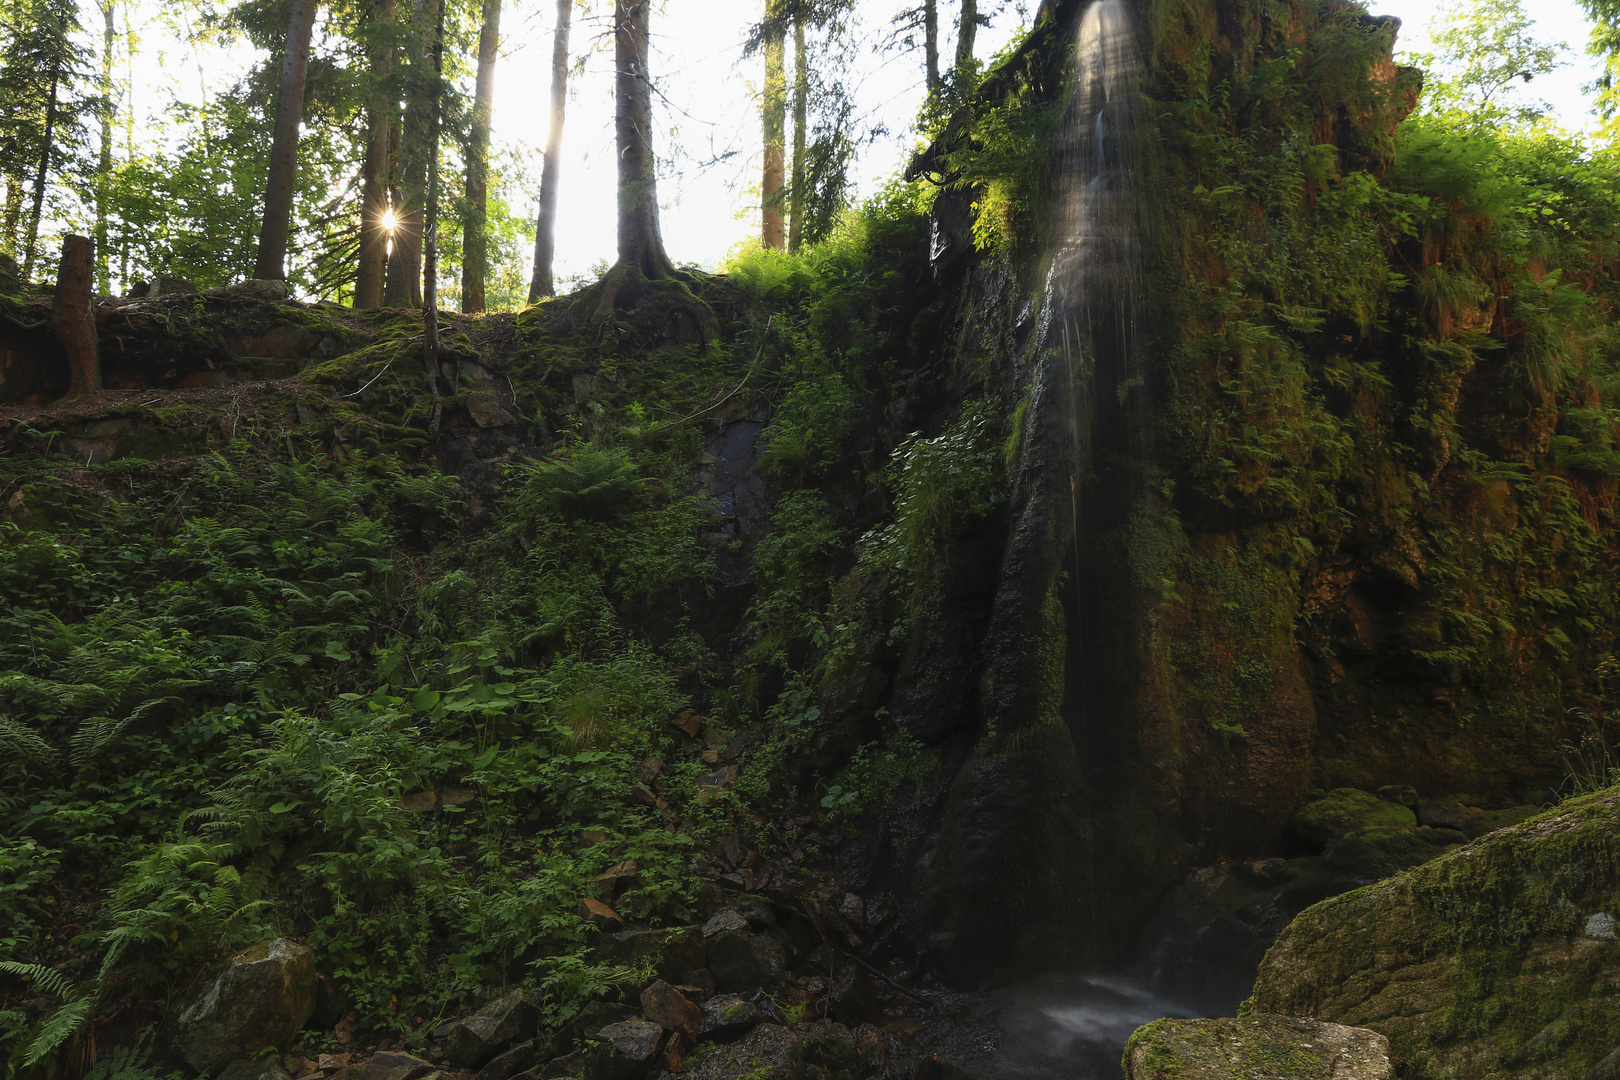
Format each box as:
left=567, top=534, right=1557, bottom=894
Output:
left=169, top=939, right=318, bottom=1074
left=1248, top=789, right=1620, bottom=1077
left=1123, top=1016, right=1392, bottom=1080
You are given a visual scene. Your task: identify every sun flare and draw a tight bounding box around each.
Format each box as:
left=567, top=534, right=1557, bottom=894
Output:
left=380, top=208, right=399, bottom=232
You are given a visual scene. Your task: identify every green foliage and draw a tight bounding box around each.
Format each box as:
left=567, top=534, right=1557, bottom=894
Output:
left=514, top=446, right=644, bottom=522
left=861, top=407, right=1003, bottom=581
left=817, top=728, right=935, bottom=825
left=1404, top=0, right=1570, bottom=128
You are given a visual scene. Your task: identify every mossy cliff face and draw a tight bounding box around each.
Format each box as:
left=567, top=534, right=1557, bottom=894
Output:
left=1246, top=788, right=1620, bottom=1078
left=861, top=0, right=1620, bottom=984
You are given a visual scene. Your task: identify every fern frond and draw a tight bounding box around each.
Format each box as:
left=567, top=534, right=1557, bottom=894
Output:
left=0, top=961, right=75, bottom=1000
left=23, top=996, right=91, bottom=1068
left=0, top=716, right=61, bottom=771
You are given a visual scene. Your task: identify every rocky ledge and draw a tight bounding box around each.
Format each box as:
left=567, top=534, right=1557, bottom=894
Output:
left=1245, top=787, right=1620, bottom=1078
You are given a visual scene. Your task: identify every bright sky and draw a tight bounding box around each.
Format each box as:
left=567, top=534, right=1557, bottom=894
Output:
left=107, top=0, right=1607, bottom=294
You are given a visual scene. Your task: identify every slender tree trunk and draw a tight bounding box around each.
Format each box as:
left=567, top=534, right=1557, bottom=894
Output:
left=528, top=0, right=571, bottom=301
left=924, top=0, right=939, bottom=96
left=386, top=0, right=437, bottom=308
left=954, top=0, right=976, bottom=80
left=787, top=15, right=807, bottom=253
left=2, top=178, right=22, bottom=257
left=253, top=0, right=319, bottom=281
left=52, top=235, right=100, bottom=399
left=761, top=0, right=785, bottom=250
left=460, top=0, right=501, bottom=313
left=22, top=69, right=61, bottom=283
left=423, top=0, right=443, bottom=433
left=96, top=1, right=115, bottom=293
left=611, top=0, right=674, bottom=280
left=355, top=0, right=396, bottom=309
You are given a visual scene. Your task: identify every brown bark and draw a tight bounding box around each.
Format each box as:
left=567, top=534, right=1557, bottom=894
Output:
left=611, top=0, right=674, bottom=281
left=253, top=0, right=319, bottom=281
left=787, top=15, right=806, bottom=253
left=954, top=0, right=976, bottom=78
left=527, top=0, right=572, bottom=302
left=761, top=0, right=785, bottom=250
left=51, top=234, right=100, bottom=399
left=460, top=0, right=501, bottom=313
left=385, top=0, right=439, bottom=308
left=355, top=0, right=396, bottom=310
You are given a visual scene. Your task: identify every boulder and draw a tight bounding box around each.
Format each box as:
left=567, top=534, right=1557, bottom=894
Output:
left=1374, top=785, right=1418, bottom=810
left=474, top=1040, right=543, bottom=1080
left=596, top=926, right=706, bottom=983
left=1462, top=804, right=1539, bottom=840
left=1322, top=826, right=1452, bottom=881
left=704, top=926, right=788, bottom=993
left=465, top=392, right=516, bottom=429
left=207, top=279, right=290, bottom=302
left=585, top=1019, right=663, bottom=1080
left=640, top=980, right=700, bottom=1038
left=1122, top=1015, right=1392, bottom=1079
left=1249, top=790, right=1620, bottom=1078
left=696, top=993, right=763, bottom=1043
left=1291, top=789, right=1416, bottom=847
left=359, top=1052, right=437, bottom=1080
left=147, top=276, right=197, bottom=298
left=218, top=1062, right=293, bottom=1080
left=169, top=938, right=318, bottom=1075
left=442, top=989, right=543, bottom=1068
left=1416, top=799, right=1471, bottom=830
left=549, top=1001, right=637, bottom=1058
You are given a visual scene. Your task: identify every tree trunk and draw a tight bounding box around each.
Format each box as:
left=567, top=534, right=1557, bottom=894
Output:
left=355, top=0, right=396, bottom=310
left=22, top=68, right=60, bottom=282
left=612, top=0, right=675, bottom=281
left=924, top=0, right=939, bottom=96
left=954, top=0, right=976, bottom=79
left=3, top=177, right=22, bottom=257
left=528, top=0, right=572, bottom=301
left=460, top=0, right=501, bottom=313
left=51, top=234, right=100, bottom=399
left=788, top=15, right=807, bottom=253
left=253, top=0, right=319, bottom=281
left=423, top=0, right=444, bottom=433
left=95, top=0, right=114, bottom=294
left=385, top=0, right=437, bottom=308
left=761, top=0, right=786, bottom=250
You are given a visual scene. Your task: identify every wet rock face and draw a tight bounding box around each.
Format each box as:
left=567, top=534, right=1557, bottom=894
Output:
left=169, top=938, right=318, bottom=1075
left=1248, top=790, right=1620, bottom=1078
left=1122, top=1015, right=1393, bottom=1080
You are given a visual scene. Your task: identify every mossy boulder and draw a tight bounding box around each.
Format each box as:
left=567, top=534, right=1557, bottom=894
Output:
left=1247, top=788, right=1620, bottom=1078
left=1290, top=789, right=1416, bottom=847
left=1122, top=1015, right=1393, bottom=1079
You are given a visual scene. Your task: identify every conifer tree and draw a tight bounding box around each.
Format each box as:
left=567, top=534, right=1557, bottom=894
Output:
left=253, top=0, right=319, bottom=281
left=0, top=0, right=91, bottom=281
left=460, top=0, right=501, bottom=313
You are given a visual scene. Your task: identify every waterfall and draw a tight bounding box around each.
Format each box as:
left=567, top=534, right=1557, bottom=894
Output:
left=1050, top=0, right=1148, bottom=446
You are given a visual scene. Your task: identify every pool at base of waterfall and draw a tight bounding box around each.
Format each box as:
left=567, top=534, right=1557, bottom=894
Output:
left=918, top=973, right=1221, bottom=1079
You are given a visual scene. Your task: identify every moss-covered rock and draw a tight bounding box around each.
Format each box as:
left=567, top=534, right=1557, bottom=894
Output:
left=1291, top=789, right=1418, bottom=846
left=1247, top=788, right=1620, bottom=1078
left=1122, top=1015, right=1393, bottom=1079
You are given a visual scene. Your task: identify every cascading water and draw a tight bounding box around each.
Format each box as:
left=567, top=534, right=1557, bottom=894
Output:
left=925, top=5, right=1233, bottom=1076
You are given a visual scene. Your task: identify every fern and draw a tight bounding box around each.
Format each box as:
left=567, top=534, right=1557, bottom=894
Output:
left=0, top=963, right=92, bottom=1069
left=0, top=716, right=60, bottom=772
